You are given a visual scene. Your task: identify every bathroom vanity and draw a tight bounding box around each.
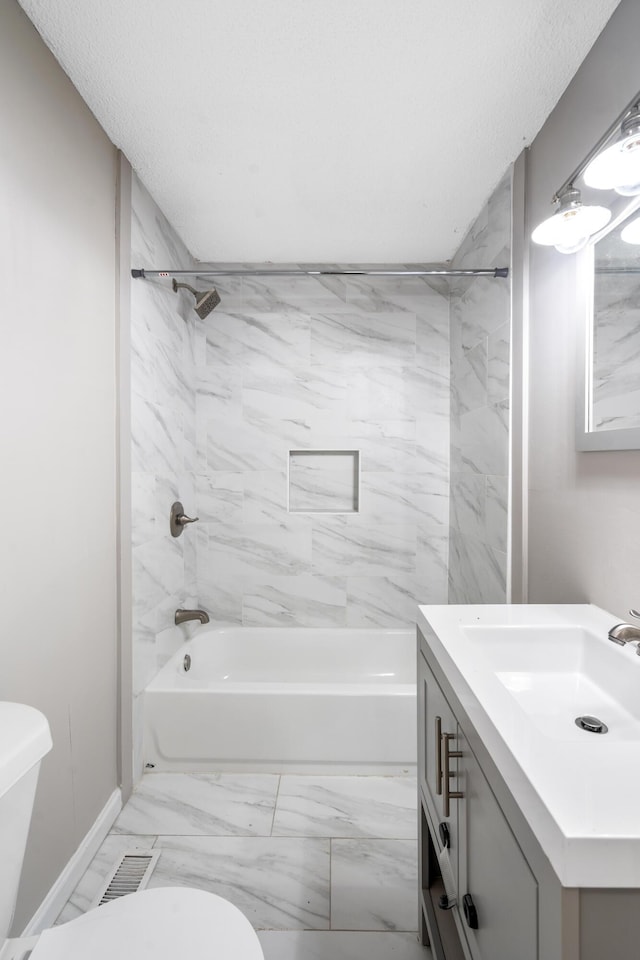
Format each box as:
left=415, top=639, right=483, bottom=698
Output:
left=417, top=603, right=640, bottom=960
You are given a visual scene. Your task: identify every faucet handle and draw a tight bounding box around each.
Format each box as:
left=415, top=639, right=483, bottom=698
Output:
left=629, top=610, right=640, bottom=620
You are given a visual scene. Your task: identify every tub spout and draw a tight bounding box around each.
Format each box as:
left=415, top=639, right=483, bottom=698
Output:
left=175, top=608, right=210, bottom=625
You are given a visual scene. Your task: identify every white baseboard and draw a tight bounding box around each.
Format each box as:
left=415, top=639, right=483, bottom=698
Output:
left=21, top=788, right=122, bottom=936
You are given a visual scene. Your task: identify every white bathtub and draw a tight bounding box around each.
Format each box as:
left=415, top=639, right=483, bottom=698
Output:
left=143, top=627, right=416, bottom=774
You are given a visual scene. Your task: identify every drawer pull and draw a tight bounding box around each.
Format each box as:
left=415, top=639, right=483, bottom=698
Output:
left=435, top=716, right=443, bottom=795
left=442, top=732, right=463, bottom=818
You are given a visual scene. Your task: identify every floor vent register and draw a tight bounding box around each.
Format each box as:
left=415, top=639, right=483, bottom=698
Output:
left=91, top=850, right=160, bottom=907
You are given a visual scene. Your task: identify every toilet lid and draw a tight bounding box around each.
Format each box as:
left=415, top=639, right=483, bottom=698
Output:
left=30, top=887, right=264, bottom=960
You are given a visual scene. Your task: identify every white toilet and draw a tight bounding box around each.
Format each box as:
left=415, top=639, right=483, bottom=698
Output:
left=0, top=702, right=264, bottom=960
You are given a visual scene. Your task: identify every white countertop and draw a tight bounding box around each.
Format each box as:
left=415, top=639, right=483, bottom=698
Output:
left=417, top=602, right=640, bottom=888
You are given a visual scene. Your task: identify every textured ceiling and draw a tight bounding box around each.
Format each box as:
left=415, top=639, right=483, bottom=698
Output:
left=18, top=0, right=620, bottom=262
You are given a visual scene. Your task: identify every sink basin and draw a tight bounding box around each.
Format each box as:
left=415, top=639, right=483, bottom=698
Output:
left=417, top=603, right=640, bottom=887
left=462, top=624, right=597, bottom=672
left=462, top=624, right=640, bottom=741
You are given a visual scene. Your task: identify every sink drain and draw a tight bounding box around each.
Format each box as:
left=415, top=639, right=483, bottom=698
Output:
left=575, top=715, right=608, bottom=734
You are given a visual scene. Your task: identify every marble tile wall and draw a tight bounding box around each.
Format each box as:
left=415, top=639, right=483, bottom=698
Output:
left=448, top=170, right=512, bottom=603
left=592, top=267, right=640, bottom=431
left=192, top=267, right=450, bottom=627
left=128, top=172, right=512, bottom=777
left=130, top=173, right=200, bottom=776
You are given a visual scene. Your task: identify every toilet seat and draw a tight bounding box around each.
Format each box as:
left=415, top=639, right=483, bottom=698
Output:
left=29, top=887, right=264, bottom=960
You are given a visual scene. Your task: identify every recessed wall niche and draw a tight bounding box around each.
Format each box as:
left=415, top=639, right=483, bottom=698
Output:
left=288, top=450, right=360, bottom=514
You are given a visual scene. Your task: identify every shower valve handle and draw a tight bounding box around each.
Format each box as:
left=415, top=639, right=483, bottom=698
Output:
left=178, top=512, right=198, bottom=526
left=170, top=501, right=199, bottom=537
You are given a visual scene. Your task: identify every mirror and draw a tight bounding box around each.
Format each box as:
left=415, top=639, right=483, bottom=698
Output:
left=577, top=199, right=640, bottom=450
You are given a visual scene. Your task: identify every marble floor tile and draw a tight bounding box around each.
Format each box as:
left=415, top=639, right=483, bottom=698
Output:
left=258, top=931, right=429, bottom=959
left=112, top=773, right=280, bottom=836
left=331, top=839, right=418, bottom=931
left=272, top=776, right=417, bottom=839
left=148, top=835, right=330, bottom=930
left=55, top=834, right=157, bottom=924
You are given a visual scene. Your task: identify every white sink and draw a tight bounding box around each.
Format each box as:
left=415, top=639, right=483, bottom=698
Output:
left=462, top=623, right=640, bottom=741
left=417, top=603, right=640, bottom=887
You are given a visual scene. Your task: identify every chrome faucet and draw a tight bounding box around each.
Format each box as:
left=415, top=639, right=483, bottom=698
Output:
left=175, top=608, right=210, bottom=626
left=608, top=609, right=640, bottom=653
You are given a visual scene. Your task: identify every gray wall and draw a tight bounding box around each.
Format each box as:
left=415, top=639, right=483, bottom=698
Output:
left=0, top=0, right=119, bottom=931
left=526, top=0, right=640, bottom=616
left=129, top=173, right=199, bottom=779
left=448, top=172, right=512, bottom=603
left=193, top=269, right=451, bottom=626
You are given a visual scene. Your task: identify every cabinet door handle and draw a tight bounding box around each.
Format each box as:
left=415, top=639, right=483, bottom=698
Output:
left=435, top=716, right=443, bottom=795
left=442, top=732, right=463, bottom=818
left=463, top=893, right=479, bottom=929
left=438, top=821, right=450, bottom=849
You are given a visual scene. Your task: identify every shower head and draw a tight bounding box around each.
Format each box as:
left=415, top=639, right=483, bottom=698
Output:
left=172, top=279, right=221, bottom=319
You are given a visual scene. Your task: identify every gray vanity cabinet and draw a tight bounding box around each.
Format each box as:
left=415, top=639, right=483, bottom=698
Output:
left=418, top=615, right=640, bottom=960
left=418, top=639, right=538, bottom=960
left=457, top=729, right=537, bottom=960
left=418, top=647, right=460, bottom=864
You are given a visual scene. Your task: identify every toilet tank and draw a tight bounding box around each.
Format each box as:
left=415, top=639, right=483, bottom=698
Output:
left=0, top=703, right=52, bottom=939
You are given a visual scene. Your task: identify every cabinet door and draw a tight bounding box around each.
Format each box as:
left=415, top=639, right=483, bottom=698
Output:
left=418, top=650, right=461, bottom=879
left=458, top=734, right=538, bottom=960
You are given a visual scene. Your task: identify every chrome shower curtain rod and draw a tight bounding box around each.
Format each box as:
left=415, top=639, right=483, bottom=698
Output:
left=131, top=266, right=509, bottom=279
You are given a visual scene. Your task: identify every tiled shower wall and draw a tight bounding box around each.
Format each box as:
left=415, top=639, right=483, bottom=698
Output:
left=448, top=170, right=512, bottom=602
left=130, top=172, right=199, bottom=774
left=127, top=171, right=512, bottom=770
left=192, top=269, right=451, bottom=626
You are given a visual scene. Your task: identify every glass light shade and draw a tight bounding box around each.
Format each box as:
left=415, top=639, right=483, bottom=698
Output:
left=583, top=129, right=640, bottom=195
left=615, top=179, right=640, bottom=197
left=621, top=216, right=640, bottom=244
left=531, top=201, right=611, bottom=254
left=554, top=237, right=591, bottom=255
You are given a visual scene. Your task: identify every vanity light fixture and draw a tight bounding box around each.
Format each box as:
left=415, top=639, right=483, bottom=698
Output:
left=621, top=215, right=640, bottom=245
left=531, top=92, right=640, bottom=254
left=583, top=103, right=640, bottom=197
left=530, top=186, right=610, bottom=254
